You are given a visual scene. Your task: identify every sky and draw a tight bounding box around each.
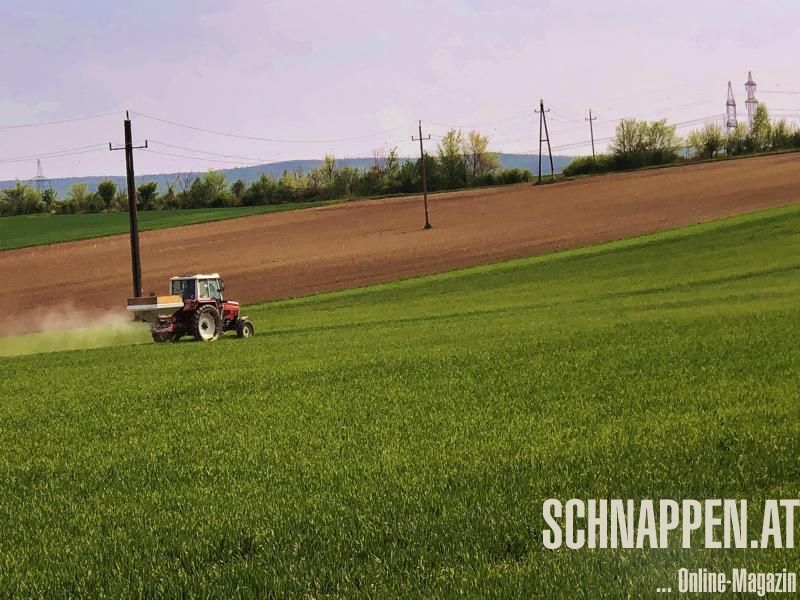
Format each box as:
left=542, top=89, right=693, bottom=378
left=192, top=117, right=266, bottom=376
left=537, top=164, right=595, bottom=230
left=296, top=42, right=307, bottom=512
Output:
left=1, top=0, right=799, bottom=180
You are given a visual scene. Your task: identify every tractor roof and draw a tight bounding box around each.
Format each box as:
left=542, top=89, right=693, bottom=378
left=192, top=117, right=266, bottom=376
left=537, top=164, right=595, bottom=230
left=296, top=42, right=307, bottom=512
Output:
left=170, top=273, right=221, bottom=280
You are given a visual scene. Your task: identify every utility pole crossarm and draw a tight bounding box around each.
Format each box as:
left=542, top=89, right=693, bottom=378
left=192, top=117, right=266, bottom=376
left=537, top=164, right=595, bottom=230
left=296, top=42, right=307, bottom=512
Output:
left=109, top=140, right=149, bottom=151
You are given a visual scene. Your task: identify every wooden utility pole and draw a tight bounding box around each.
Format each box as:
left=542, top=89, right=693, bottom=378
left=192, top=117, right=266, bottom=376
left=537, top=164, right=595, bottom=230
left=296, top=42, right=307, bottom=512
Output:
left=586, top=109, right=597, bottom=159
left=110, top=112, right=148, bottom=297
left=535, top=99, right=555, bottom=182
left=412, top=120, right=432, bottom=229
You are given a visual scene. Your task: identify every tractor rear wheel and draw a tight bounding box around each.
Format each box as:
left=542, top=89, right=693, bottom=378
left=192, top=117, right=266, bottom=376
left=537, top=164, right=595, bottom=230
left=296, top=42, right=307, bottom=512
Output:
left=193, top=305, right=223, bottom=342
left=236, top=318, right=255, bottom=338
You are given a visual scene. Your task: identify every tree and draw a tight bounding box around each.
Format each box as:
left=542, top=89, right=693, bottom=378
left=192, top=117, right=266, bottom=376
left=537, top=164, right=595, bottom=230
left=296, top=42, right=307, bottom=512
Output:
left=41, top=188, right=57, bottom=210
left=725, top=122, right=749, bottom=156
left=770, top=119, right=795, bottom=150
left=610, top=119, right=676, bottom=168
left=161, top=180, right=180, bottom=210
left=113, top=190, right=129, bottom=212
left=137, top=181, right=159, bottom=210
left=686, top=130, right=703, bottom=159
left=306, top=167, right=324, bottom=197
left=643, top=119, right=678, bottom=163
left=0, top=182, right=44, bottom=216
left=175, top=172, right=195, bottom=208
left=687, top=123, right=724, bottom=159
left=65, top=183, right=94, bottom=213
left=185, top=171, right=230, bottom=208
left=437, top=129, right=466, bottom=189
left=610, top=119, right=647, bottom=159
left=320, top=155, right=336, bottom=187
left=749, top=104, right=771, bottom=152
left=176, top=173, right=194, bottom=194
left=371, top=148, right=386, bottom=174
left=463, top=130, right=500, bottom=182
left=242, top=173, right=278, bottom=206
left=360, top=149, right=386, bottom=196
left=364, top=146, right=402, bottom=195
left=397, top=158, right=421, bottom=193
left=231, top=179, right=246, bottom=205
left=281, top=168, right=311, bottom=202
left=384, top=147, right=400, bottom=181
left=335, top=166, right=360, bottom=199
left=96, top=180, right=117, bottom=209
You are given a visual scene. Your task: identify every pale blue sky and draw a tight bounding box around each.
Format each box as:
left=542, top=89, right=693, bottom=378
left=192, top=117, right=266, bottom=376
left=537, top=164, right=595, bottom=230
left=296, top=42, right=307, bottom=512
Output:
left=1, top=0, right=799, bottom=179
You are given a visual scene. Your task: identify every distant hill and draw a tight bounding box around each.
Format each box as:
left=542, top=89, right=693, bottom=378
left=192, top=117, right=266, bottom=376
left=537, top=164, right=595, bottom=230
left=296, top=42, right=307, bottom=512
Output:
left=0, top=153, right=575, bottom=198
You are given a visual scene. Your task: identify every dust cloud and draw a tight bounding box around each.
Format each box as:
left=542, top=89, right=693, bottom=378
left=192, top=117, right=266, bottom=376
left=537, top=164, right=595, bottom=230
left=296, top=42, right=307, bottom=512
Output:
left=0, top=306, right=151, bottom=357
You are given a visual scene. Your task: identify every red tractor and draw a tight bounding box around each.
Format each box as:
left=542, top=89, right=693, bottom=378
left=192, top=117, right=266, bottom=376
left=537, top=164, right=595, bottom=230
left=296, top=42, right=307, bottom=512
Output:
left=127, top=273, right=254, bottom=343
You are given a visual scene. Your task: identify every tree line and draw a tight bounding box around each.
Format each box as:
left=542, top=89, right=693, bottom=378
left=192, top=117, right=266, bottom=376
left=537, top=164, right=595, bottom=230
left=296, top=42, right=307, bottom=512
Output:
left=0, top=129, right=532, bottom=217
left=563, top=103, right=800, bottom=177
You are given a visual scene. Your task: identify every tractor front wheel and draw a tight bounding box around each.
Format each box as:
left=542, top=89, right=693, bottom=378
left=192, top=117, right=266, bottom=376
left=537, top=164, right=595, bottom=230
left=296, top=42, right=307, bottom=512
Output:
left=193, top=305, right=223, bottom=342
left=236, top=318, right=255, bottom=339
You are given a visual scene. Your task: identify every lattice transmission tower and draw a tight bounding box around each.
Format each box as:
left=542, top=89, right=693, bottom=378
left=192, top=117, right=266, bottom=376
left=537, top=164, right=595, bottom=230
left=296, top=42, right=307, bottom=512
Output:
left=30, top=158, right=51, bottom=192
left=725, top=81, right=737, bottom=131
left=744, top=71, right=758, bottom=127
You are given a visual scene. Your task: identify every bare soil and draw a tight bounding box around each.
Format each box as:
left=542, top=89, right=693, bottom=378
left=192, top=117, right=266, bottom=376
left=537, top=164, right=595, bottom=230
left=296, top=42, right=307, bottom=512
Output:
left=3, top=153, right=799, bottom=335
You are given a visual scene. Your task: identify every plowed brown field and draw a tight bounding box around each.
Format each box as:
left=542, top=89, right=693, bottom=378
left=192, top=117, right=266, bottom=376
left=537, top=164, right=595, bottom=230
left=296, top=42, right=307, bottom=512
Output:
left=3, top=153, right=799, bottom=334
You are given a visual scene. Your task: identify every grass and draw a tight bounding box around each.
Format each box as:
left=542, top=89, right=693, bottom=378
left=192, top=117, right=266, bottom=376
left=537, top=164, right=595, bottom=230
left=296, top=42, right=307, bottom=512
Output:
left=0, top=202, right=333, bottom=251
left=0, top=204, right=798, bottom=597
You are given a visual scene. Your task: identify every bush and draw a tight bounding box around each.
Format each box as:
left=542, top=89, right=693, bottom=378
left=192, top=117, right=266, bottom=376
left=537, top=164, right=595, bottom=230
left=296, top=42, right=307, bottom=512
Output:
left=725, top=123, right=750, bottom=156
left=498, top=168, right=533, bottom=184
left=241, top=174, right=276, bottom=206
left=687, top=123, right=724, bottom=159
left=96, top=180, right=117, bottom=209
left=137, top=182, right=160, bottom=210
left=0, top=182, right=45, bottom=216
left=562, top=155, right=614, bottom=177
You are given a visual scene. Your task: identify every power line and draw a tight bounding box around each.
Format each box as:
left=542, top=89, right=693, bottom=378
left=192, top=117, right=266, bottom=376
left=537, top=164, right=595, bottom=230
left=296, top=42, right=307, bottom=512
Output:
left=142, top=148, right=270, bottom=166
left=548, top=106, right=584, bottom=123
left=147, top=136, right=412, bottom=166
left=550, top=136, right=615, bottom=152
left=145, top=141, right=413, bottom=168
left=148, top=141, right=282, bottom=164
left=624, top=99, right=716, bottom=121
left=0, top=144, right=108, bottom=164
left=425, top=111, right=530, bottom=131
left=0, top=111, right=120, bottom=131
left=672, top=114, right=725, bottom=128
left=131, top=111, right=405, bottom=144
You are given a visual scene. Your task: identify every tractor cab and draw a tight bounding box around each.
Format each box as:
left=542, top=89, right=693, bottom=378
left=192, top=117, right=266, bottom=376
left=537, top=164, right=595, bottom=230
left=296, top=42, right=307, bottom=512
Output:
left=170, top=274, right=225, bottom=302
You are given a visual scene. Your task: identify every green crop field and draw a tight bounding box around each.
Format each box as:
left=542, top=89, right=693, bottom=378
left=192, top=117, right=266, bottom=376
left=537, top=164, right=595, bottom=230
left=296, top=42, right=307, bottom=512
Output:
left=0, top=202, right=332, bottom=251
left=1, top=204, right=798, bottom=597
